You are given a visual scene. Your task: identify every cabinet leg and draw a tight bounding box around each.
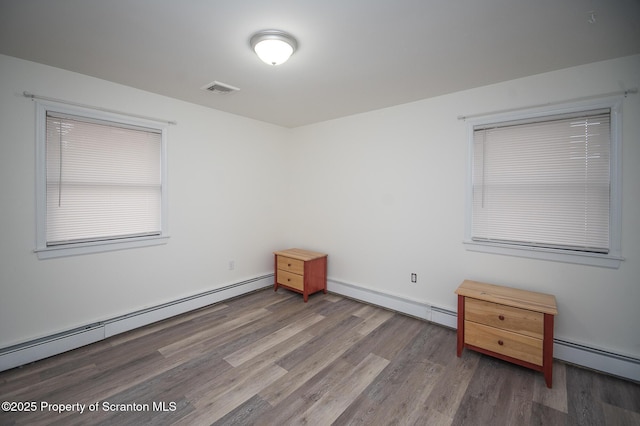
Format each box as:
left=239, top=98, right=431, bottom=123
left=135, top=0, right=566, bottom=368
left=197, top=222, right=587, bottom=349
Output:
left=543, top=313, right=554, bottom=388
left=457, top=295, right=465, bottom=357
left=273, top=254, right=278, bottom=293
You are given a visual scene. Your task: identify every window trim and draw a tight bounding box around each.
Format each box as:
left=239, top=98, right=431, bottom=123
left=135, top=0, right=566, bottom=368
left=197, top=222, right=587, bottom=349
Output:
left=35, top=100, right=169, bottom=259
left=463, top=96, right=623, bottom=268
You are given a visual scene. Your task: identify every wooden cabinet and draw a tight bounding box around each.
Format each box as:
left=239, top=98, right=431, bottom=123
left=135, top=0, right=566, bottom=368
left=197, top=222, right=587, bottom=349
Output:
left=455, top=280, right=557, bottom=388
left=274, top=248, right=327, bottom=302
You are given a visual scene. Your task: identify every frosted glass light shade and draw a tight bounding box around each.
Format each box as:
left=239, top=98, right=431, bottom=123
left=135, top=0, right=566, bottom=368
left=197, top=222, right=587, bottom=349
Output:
left=254, top=39, right=293, bottom=65
left=250, top=30, right=297, bottom=66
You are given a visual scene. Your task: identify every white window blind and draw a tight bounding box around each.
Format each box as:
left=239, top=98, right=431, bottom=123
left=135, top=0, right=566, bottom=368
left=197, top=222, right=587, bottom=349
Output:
left=45, top=112, right=162, bottom=246
left=472, top=109, right=610, bottom=253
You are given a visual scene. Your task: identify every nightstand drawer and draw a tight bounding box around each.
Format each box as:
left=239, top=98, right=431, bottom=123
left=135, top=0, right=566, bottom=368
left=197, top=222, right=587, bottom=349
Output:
left=276, top=269, right=304, bottom=291
left=465, top=298, right=544, bottom=339
left=276, top=256, right=304, bottom=275
left=465, top=320, right=543, bottom=366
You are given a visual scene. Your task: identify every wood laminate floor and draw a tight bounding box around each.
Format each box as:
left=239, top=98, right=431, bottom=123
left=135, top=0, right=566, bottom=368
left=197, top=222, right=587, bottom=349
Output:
left=1, top=289, right=639, bottom=425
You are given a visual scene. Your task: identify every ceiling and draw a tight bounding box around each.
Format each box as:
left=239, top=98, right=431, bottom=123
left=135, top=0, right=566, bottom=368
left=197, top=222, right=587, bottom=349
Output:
left=1, top=0, right=639, bottom=128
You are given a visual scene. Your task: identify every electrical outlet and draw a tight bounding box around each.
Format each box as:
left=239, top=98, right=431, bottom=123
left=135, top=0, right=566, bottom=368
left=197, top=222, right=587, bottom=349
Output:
left=229, top=260, right=235, bottom=270
left=411, top=273, right=417, bottom=283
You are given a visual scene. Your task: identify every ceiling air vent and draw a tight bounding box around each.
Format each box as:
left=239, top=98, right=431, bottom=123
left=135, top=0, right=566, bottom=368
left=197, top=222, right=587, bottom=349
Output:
left=201, top=81, right=240, bottom=94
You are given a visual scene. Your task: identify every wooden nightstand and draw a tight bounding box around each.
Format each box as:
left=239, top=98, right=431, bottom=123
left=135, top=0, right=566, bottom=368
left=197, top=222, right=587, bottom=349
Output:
left=455, top=280, right=558, bottom=388
left=274, top=248, right=327, bottom=302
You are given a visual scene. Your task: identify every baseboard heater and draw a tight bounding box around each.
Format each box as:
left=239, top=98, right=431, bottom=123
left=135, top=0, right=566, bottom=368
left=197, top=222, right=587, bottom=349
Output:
left=327, top=278, right=458, bottom=328
left=327, top=278, right=640, bottom=383
left=554, top=339, right=640, bottom=383
left=2, top=275, right=638, bottom=383
left=430, top=306, right=458, bottom=329
left=0, top=274, right=273, bottom=373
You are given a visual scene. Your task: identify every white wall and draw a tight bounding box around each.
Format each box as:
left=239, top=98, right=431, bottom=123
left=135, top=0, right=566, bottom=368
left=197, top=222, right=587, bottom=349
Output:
left=0, top=54, right=289, bottom=348
left=287, top=54, right=640, bottom=360
left=1, top=52, right=639, bottom=364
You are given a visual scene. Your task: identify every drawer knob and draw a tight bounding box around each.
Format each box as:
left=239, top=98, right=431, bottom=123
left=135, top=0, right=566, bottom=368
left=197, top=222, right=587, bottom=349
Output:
left=288, top=263, right=292, bottom=267
left=287, top=278, right=291, bottom=282
left=498, top=315, right=505, bottom=321
left=498, top=340, right=504, bottom=346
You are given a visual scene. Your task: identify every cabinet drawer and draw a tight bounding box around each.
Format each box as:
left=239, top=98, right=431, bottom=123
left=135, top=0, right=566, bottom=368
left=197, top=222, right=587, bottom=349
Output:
left=276, top=256, right=304, bottom=275
left=465, top=320, right=543, bottom=366
left=277, top=269, right=304, bottom=291
left=465, top=298, right=543, bottom=339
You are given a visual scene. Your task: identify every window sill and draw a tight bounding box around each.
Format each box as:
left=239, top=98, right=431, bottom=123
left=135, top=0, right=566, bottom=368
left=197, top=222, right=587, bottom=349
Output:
left=463, top=240, right=623, bottom=269
left=35, top=235, right=169, bottom=259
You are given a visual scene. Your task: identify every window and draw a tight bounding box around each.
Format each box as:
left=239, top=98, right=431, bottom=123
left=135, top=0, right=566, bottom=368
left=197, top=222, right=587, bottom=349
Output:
left=464, top=98, right=622, bottom=268
left=35, top=101, right=168, bottom=258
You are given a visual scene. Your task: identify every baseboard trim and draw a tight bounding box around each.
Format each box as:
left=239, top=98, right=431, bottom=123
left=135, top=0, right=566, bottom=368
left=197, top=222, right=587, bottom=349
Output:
left=328, top=278, right=640, bottom=382
left=327, top=279, right=457, bottom=328
left=0, top=325, right=105, bottom=374
left=554, top=339, right=640, bottom=382
left=0, top=274, right=273, bottom=372
left=104, top=274, right=272, bottom=337
left=3, top=275, right=638, bottom=382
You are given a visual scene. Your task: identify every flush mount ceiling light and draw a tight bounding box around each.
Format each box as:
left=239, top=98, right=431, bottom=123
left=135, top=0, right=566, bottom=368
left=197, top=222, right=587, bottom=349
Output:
left=250, top=30, right=297, bottom=66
